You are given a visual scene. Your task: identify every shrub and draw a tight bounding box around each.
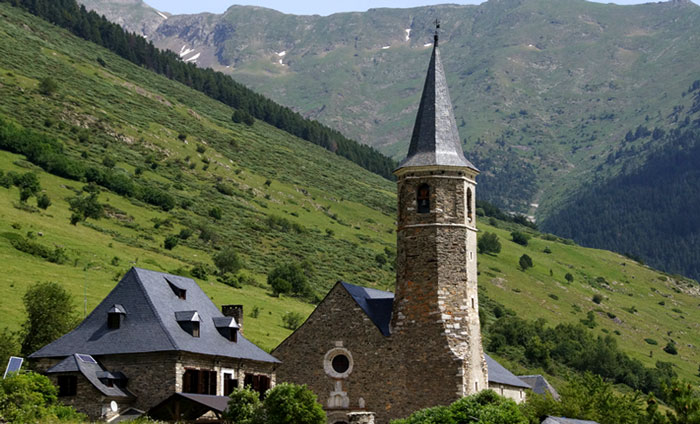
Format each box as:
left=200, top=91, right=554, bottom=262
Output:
left=0, top=371, right=85, bottom=423
left=178, top=133, right=188, bottom=141
left=223, top=386, right=262, bottom=424
left=102, top=156, right=116, bottom=168
left=178, top=228, right=193, bottom=239
left=250, top=306, right=260, bottom=319
left=209, top=206, right=223, bottom=220
left=36, top=193, right=51, bottom=210
left=565, top=272, right=574, bottom=283
left=375, top=253, right=388, bottom=266
left=263, top=383, right=326, bottom=424
left=592, top=294, right=603, bottom=304
left=213, top=247, right=244, bottom=275
left=10, top=237, right=67, bottom=264
left=478, top=232, right=502, bottom=255
left=139, top=186, right=175, bottom=211
left=663, top=341, right=678, bottom=355
left=543, top=246, right=552, bottom=254
left=518, top=254, right=533, bottom=270
left=548, top=294, right=559, bottom=301
left=191, top=264, right=208, bottom=280
left=38, top=77, right=58, bottom=96
left=580, top=311, right=597, bottom=329
left=268, top=263, right=309, bottom=297
left=68, top=192, right=103, bottom=221
left=282, top=311, right=305, bottom=330
left=164, top=235, right=179, bottom=250
left=645, top=338, right=658, bottom=345
left=511, top=231, right=530, bottom=246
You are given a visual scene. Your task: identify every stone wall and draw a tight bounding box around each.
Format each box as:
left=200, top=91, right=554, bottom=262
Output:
left=274, top=283, right=402, bottom=424
left=47, top=372, right=131, bottom=421
left=489, top=383, right=527, bottom=404
left=393, top=168, right=487, bottom=396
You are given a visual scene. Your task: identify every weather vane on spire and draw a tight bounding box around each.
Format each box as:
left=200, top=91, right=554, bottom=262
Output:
left=434, top=18, right=441, bottom=45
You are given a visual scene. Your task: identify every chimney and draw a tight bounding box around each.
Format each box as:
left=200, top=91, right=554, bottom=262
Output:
left=222, top=305, right=243, bottom=333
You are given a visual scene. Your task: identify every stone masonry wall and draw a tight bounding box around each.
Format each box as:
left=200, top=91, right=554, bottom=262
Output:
left=273, top=284, right=402, bottom=424
left=393, top=168, right=487, bottom=397
left=100, top=352, right=178, bottom=412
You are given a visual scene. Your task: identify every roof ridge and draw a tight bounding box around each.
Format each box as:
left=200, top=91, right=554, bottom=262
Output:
left=131, top=267, right=179, bottom=351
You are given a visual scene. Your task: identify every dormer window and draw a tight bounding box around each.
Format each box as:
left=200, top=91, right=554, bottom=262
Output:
left=213, top=317, right=239, bottom=342
left=175, top=311, right=200, bottom=337
left=107, top=304, right=126, bottom=330
left=166, top=278, right=186, bottom=300
left=417, top=184, right=430, bottom=214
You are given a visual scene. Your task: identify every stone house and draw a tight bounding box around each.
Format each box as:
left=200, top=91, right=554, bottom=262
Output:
left=273, top=30, right=529, bottom=423
left=30, top=267, right=278, bottom=421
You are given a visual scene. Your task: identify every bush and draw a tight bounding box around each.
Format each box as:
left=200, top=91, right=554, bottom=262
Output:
left=178, top=228, right=193, bottom=240
left=263, top=383, right=326, bottom=424
left=592, top=294, right=603, bottom=304
left=375, top=253, right=388, bottom=266
left=191, top=263, right=208, bottom=280
left=214, top=247, right=244, bottom=275
left=645, top=338, right=658, bottom=345
left=565, top=272, right=574, bottom=283
left=663, top=341, right=678, bottom=355
left=543, top=246, right=552, bottom=254
left=268, top=263, right=309, bottom=296
left=478, top=232, right=502, bottom=255
left=36, top=193, right=51, bottom=210
left=209, top=206, right=223, bottom=220
left=511, top=231, right=530, bottom=246
left=10, top=237, right=67, bottom=264
left=518, top=254, right=533, bottom=270
left=223, top=386, right=262, bottom=424
left=69, top=192, right=103, bottom=221
left=164, top=235, right=179, bottom=250
left=102, top=156, right=116, bottom=168
left=0, top=371, right=85, bottom=423
left=282, top=312, right=304, bottom=330
left=38, top=77, right=58, bottom=96
left=139, top=186, right=175, bottom=211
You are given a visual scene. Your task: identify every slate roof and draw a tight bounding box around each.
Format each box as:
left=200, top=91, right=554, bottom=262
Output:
left=31, top=268, right=278, bottom=363
left=519, top=374, right=560, bottom=399
left=397, top=36, right=477, bottom=172
left=484, top=354, right=531, bottom=388
left=47, top=353, right=132, bottom=398
left=542, top=417, right=599, bottom=424
left=340, top=282, right=393, bottom=336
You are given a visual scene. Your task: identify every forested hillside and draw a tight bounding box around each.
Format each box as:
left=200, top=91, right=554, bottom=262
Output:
left=2, top=0, right=395, bottom=179
left=541, top=85, right=700, bottom=280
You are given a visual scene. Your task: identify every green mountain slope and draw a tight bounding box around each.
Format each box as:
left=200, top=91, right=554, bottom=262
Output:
left=0, top=2, right=699, bottom=386
left=86, top=0, right=700, bottom=215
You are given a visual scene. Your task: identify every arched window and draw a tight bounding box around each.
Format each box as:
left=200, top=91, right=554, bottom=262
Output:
left=467, top=188, right=473, bottom=222
left=417, top=184, right=430, bottom=214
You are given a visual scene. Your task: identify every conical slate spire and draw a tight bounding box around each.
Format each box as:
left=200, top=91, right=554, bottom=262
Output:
left=396, top=37, right=477, bottom=171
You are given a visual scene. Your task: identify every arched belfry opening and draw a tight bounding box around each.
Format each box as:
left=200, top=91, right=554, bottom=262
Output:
left=417, top=184, right=430, bottom=214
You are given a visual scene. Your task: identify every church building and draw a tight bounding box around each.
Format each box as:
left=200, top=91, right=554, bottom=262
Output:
left=272, top=29, right=521, bottom=423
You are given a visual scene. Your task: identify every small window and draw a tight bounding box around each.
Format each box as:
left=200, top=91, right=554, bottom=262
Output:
left=244, top=374, right=271, bottom=398
left=183, top=369, right=217, bottom=395
left=107, top=313, right=121, bottom=329
left=417, top=184, right=430, bottom=214
left=471, top=298, right=475, bottom=309
left=58, top=375, right=77, bottom=397
left=223, top=373, right=238, bottom=396
left=192, top=321, right=200, bottom=338
left=475, top=382, right=479, bottom=391
left=167, top=279, right=186, bottom=299
left=467, top=188, right=473, bottom=222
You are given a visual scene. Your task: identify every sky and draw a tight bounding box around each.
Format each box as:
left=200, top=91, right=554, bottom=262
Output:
left=145, top=0, right=700, bottom=16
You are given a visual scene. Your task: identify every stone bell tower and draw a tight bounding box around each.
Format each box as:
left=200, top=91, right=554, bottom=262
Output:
left=391, top=25, right=488, bottom=402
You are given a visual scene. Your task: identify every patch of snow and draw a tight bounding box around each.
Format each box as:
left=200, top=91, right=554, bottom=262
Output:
left=276, top=51, right=286, bottom=57
left=424, top=42, right=433, bottom=47
left=405, top=28, right=411, bottom=41
left=179, top=45, right=195, bottom=58
left=530, top=203, right=539, bottom=208
left=528, top=43, right=534, bottom=47
left=278, top=59, right=284, bottom=65
left=156, top=11, right=168, bottom=20
left=184, top=52, right=201, bottom=63
left=382, top=45, right=391, bottom=49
